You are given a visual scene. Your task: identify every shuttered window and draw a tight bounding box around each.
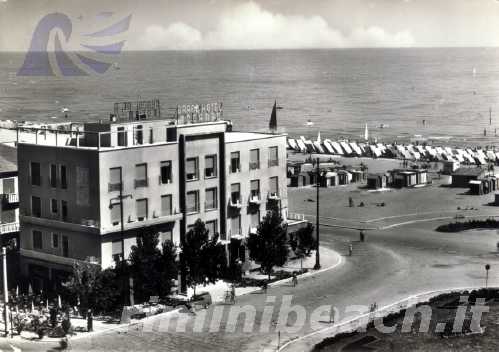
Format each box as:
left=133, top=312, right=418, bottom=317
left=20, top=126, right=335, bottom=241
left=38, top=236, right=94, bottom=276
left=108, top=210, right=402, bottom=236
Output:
left=161, top=195, right=172, bottom=216
left=136, top=199, right=148, bottom=220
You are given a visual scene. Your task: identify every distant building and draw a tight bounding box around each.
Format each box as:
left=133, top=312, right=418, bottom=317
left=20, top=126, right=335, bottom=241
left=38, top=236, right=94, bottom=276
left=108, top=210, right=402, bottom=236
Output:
left=451, top=167, right=487, bottom=187
left=0, top=144, right=19, bottom=247
left=17, top=109, right=288, bottom=292
left=367, top=173, right=388, bottom=190
left=389, top=169, right=428, bottom=188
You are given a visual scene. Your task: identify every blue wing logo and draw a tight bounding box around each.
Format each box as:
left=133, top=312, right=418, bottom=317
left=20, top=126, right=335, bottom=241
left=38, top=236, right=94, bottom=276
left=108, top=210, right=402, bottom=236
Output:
left=18, top=12, right=132, bottom=76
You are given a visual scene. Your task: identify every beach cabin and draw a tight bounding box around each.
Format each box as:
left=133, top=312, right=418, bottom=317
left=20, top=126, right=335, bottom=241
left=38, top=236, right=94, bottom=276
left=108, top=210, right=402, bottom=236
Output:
left=367, top=173, right=387, bottom=190
left=323, top=140, right=336, bottom=154
left=296, top=139, right=307, bottom=153
left=349, top=169, right=365, bottom=183
left=414, top=169, right=429, bottom=185
left=340, top=141, right=353, bottom=155
left=321, top=171, right=338, bottom=187
left=469, top=180, right=484, bottom=195
left=487, top=150, right=497, bottom=163
left=350, top=142, right=363, bottom=156
left=287, top=138, right=298, bottom=150
left=369, top=145, right=382, bottom=158
left=337, top=170, right=352, bottom=185
left=442, top=160, right=460, bottom=175
left=390, top=169, right=417, bottom=187
left=451, top=167, right=486, bottom=187
left=290, top=171, right=312, bottom=187
left=329, top=140, right=344, bottom=155
left=313, top=141, right=325, bottom=154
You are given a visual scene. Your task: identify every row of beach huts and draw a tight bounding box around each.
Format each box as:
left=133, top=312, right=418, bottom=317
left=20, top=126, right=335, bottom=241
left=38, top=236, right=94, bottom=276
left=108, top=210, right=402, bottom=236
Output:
left=287, top=136, right=499, bottom=166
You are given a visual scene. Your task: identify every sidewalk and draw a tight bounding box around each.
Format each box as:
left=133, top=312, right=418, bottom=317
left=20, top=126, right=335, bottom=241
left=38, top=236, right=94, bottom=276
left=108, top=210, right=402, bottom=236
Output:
left=187, top=246, right=342, bottom=302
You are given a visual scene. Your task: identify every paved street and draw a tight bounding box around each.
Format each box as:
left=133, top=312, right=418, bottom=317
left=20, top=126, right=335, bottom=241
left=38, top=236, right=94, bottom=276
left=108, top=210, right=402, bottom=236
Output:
left=5, top=215, right=499, bottom=352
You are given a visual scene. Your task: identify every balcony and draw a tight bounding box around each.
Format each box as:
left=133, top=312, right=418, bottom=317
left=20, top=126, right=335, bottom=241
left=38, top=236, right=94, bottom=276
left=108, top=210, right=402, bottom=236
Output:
left=108, top=183, right=121, bottom=192
left=268, top=159, right=279, bottom=167
left=248, top=194, right=261, bottom=205
left=229, top=196, right=243, bottom=209
left=229, top=228, right=243, bottom=240
left=268, top=192, right=280, bottom=201
left=249, top=162, right=259, bottom=170
left=134, top=178, right=149, bottom=188
left=2, top=193, right=18, bottom=204
left=158, top=176, right=172, bottom=185
left=230, top=164, right=240, bottom=174
left=0, top=222, right=19, bottom=234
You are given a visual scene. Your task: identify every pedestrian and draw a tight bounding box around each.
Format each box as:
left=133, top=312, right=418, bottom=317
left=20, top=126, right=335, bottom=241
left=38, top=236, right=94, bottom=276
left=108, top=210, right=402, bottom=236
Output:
left=230, top=283, right=236, bottom=304
left=292, top=273, right=298, bottom=287
left=348, top=243, right=353, bottom=256
left=262, top=281, right=268, bottom=294
left=360, top=230, right=365, bottom=242
left=86, top=309, right=93, bottom=332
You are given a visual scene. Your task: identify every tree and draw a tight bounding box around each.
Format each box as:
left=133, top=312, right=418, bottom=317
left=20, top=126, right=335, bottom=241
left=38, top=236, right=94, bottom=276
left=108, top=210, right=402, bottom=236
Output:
left=247, top=210, right=289, bottom=279
left=159, top=240, right=179, bottom=296
left=290, top=223, right=316, bottom=270
left=93, top=269, right=123, bottom=314
left=182, top=219, right=227, bottom=296
left=63, top=262, right=100, bottom=313
left=129, top=231, right=163, bottom=303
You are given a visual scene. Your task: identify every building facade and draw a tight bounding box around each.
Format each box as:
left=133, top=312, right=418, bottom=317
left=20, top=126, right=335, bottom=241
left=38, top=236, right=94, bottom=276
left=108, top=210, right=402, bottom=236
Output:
left=17, top=115, right=288, bottom=291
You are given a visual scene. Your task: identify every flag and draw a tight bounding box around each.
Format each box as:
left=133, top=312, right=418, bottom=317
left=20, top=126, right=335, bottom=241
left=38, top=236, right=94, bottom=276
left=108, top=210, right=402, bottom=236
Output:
left=58, top=295, right=62, bottom=309
left=317, top=131, right=321, bottom=143
left=269, top=100, right=277, bottom=131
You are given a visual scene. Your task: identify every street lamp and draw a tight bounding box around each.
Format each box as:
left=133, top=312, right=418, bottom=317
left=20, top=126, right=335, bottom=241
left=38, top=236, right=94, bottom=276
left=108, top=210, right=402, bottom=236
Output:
left=1, top=240, right=15, bottom=338
left=314, top=157, right=321, bottom=270
left=485, top=264, right=491, bottom=288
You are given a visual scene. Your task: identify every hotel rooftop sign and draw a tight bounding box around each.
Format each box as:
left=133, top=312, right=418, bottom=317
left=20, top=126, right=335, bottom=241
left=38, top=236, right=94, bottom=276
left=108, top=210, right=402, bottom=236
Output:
left=176, top=102, right=223, bottom=124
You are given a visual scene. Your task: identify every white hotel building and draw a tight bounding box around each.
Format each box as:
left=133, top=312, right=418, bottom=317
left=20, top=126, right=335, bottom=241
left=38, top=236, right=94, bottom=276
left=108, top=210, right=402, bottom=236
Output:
left=16, top=104, right=288, bottom=291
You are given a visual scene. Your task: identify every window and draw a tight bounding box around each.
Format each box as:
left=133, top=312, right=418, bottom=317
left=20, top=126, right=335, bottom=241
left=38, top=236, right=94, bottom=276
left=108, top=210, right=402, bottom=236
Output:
left=50, top=164, right=57, bottom=188
left=186, top=191, right=199, bottom=213
left=206, top=220, right=217, bottom=237
left=160, top=161, right=172, bottom=184
left=166, top=127, right=177, bottom=142
left=250, top=180, right=260, bottom=200
left=230, top=183, right=241, bottom=204
left=136, top=198, right=148, bottom=221
left=3, top=178, right=15, bottom=194
left=269, top=146, right=279, bottom=167
left=160, top=230, right=173, bottom=243
left=60, top=165, right=67, bottom=189
left=269, top=176, right=279, bottom=196
left=1, top=209, right=15, bottom=224
left=31, top=196, right=41, bottom=217
left=31, top=162, right=41, bottom=186
left=186, top=158, right=198, bottom=181
left=61, top=200, right=68, bottom=221
left=134, top=125, right=143, bottom=145
left=112, top=240, right=122, bottom=262
left=51, top=199, right=58, bottom=214
left=52, top=233, right=59, bottom=248
left=230, top=216, right=241, bottom=236
left=205, top=188, right=217, bottom=210
left=33, top=230, right=43, bottom=249
left=62, top=236, right=69, bottom=257
left=117, top=127, right=127, bottom=146
left=250, top=149, right=260, bottom=170
left=205, top=155, right=217, bottom=178
left=109, top=167, right=122, bottom=192
left=251, top=211, right=260, bottom=228
left=135, top=163, right=148, bottom=188
left=161, top=195, right=172, bottom=216
left=230, top=152, right=240, bottom=173
left=110, top=202, right=121, bottom=225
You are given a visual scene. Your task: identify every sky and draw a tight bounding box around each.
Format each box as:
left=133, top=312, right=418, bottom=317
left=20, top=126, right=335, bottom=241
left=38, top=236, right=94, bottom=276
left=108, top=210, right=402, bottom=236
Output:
left=1, top=0, right=499, bottom=51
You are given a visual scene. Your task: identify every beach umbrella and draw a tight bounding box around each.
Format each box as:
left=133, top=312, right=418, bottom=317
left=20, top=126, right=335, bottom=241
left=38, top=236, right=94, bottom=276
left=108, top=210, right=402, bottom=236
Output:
left=58, top=295, right=62, bottom=309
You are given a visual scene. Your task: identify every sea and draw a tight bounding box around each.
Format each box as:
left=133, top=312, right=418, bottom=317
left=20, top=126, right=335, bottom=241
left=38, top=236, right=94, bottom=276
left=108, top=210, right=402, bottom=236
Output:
left=1, top=48, right=499, bottom=147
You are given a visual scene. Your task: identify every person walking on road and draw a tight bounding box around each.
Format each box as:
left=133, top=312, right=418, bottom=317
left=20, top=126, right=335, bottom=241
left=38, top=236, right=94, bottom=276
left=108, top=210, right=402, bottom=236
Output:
left=348, top=243, right=353, bottom=256
left=360, top=230, right=365, bottom=242
left=292, top=273, right=298, bottom=287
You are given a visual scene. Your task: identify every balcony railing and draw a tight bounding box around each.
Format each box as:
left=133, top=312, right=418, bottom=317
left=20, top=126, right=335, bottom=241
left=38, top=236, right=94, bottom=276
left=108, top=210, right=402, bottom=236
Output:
left=134, top=178, right=149, bottom=188
left=158, top=176, right=172, bottom=185
left=230, top=164, right=240, bottom=173
left=229, top=196, right=242, bottom=208
left=108, top=183, right=122, bottom=192
left=205, top=202, right=217, bottom=211
left=0, top=222, right=19, bottom=234
left=268, top=159, right=279, bottom=167
left=248, top=193, right=261, bottom=205
left=2, top=193, right=18, bottom=204
left=268, top=192, right=280, bottom=201
left=229, top=228, right=243, bottom=238
left=249, top=162, right=259, bottom=170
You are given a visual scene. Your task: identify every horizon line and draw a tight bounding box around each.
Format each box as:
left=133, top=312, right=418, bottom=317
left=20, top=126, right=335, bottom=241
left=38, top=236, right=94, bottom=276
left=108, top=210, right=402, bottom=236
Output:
left=1, top=46, right=499, bottom=54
